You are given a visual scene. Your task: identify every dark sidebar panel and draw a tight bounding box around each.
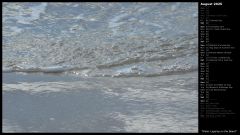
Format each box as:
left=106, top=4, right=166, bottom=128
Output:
left=199, top=1, right=239, bottom=134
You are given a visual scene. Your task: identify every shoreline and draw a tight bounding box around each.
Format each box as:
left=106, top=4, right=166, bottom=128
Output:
left=2, top=72, right=198, bottom=132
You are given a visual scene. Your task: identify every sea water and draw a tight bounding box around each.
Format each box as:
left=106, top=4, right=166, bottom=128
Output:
left=2, top=3, right=198, bottom=132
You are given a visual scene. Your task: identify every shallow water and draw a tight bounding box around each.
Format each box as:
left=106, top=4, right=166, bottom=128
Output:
left=3, top=72, right=198, bottom=132
left=2, top=2, right=198, bottom=132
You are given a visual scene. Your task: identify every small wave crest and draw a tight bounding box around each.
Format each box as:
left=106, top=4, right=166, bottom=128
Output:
left=3, top=65, right=76, bottom=73
left=3, top=61, right=197, bottom=78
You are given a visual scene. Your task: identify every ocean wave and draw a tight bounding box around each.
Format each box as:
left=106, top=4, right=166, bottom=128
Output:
left=3, top=34, right=198, bottom=78
left=3, top=61, right=197, bottom=78
left=3, top=3, right=198, bottom=78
